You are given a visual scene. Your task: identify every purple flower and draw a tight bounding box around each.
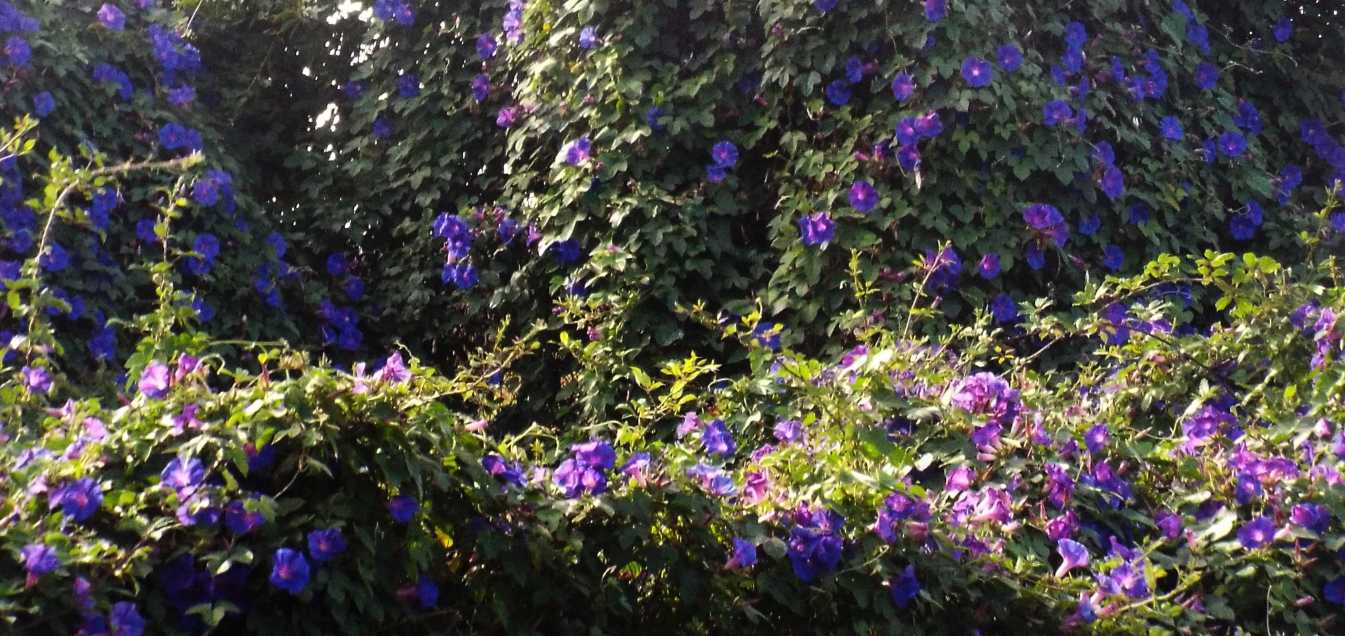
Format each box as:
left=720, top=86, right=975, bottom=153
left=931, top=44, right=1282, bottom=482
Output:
left=1218, top=131, right=1247, bottom=159
left=1023, top=203, right=1068, bottom=245
left=495, top=106, right=518, bottom=128
left=138, top=361, right=170, bottom=398
left=961, top=56, right=993, bottom=88
left=109, top=602, right=145, bottom=636
left=923, top=0, right=946, bottom=22
left=305, top=528, right=348, bottom=563
left=711, top=141, right=739, bottom=168
left=895, top=117, right=918, bottom=146
left=397, top=74, right=420, bottom=99
left=646, top=106, right=667, bottom=132
left=990, top=293, right=1018, bottom=324
left=372, top=0, right=414, bottom=26
left=949, top=372, right=1021, bottom=426
left=471, top=74, right=491, bottom=102
left=413, top=575, right=439, bottom=608
left=1102, top=244, right=1124, bottom=272
left=915, top=111, right=943, bottom=138
left=997, top=44, right=1023, bottom=72
left=1160, top=116, right=1184, bottom=141
left=897, top=144, right=920, bottom=171
left=849, top=180, right=878, bottom=213
left=564, top=137, right=592, bottom=166
left=1194, top=62, right=1219, bottom=90
left=890, top=72, right=915, bottom=102
left=1055, top=539, right=1090, bottom=577
left=1291, top=504, right=1330, bottom=534
left=269, top=548, right=310, bottom=594
left=1273, top=17, right=1292, bottom=43
left=1084, top=423, right=1110, bottom=454
left=22, top=543, right=59, bottom=583
left=1065, top=21, right=1088, bottom=49
left=1042, top=100, right=1073, bottom=127
left=225, top=498, right=265, bottom=535
left=98, top=4, right=127, bottom=30
left=702, top=419, right=737, bottom=457
left=1326, top=577, right=1345, bottom=606
left=33, top=91, right=54, bottom=117
left=550, top=239, right=582, bottom=265
left=813, top=0, right=838, bottom=12
left=890, top=565, right=921, bottom=608
left=49, top=478, right=102, bottom=522
left=161, top=457, right=205, bottom=497
left=388, top=495, right=419, bottom=523
left=787, top=505, right=845, bottom=583
left=773, top=420, right=804, bottom=444
left=1237, top=516, right=1276, bottom=549
left=476, top=34, right=497, bottom=60
left=798, top=212, right=835, bottom=247
left=945, top=466, right=974, bottom=492
left=725, top=537, right=757, bottom=570
left=4, top=35, right=30, bottom=67
left=578, top=26, right=597, bottom=50
left=977, top=253, right=1000, bottom=279
left=1100, top=165, right=1125, bottom=201
left=378, top=352, right=412, bottom=384
left=824, top=79, right=851, bottom=106
left=21, top=366, right=52, bottom=394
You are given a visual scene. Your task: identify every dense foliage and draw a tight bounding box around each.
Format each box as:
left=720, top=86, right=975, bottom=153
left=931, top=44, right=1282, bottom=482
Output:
left=2, top=0, right=1345, bottom=633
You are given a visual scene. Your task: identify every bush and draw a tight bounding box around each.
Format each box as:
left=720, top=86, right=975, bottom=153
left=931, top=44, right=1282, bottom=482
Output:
left=4, top=0, right=1345, bottom=634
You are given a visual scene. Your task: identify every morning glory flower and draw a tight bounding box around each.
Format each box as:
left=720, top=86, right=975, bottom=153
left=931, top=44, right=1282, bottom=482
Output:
left=813, top=0, right=838, bottom=12
left=798, top=212, right=835, bottom=247
left=824, top=79, right=851, bottom=106
left=49, top=478, right=103, bottom=522
left=1042, top=100, right=1073, bottom=127
left=21, top=366, right=52, bottom=393
left=1218, top=131, right=1247, bottom=159
left=702, top=419, right=737, bottom=457
left=578, top=26, right=597, bottom=50
left=711, top=141, right=739, bottom=168
left=890, top=72, right=915, bottom=102
left=849, top=180, right=877, bottom=212
left=890, top=565, right=921, bottom=608
left=1100, top=165, right=1125, bottom=201
left=476, top=34, right=497, bottom=60
left=1160, top=116, right=1184, bottom=141
left=1194, top=62, right=1219, bottom=90
left=33, top=91, right=54, bottom=117
left=564, top=137, right=592, bottom=166
left=1237, top=516, right=1277, bottom=549
left=388, top=495, right=419, bottom=523
left=161, top=457, right=205, bottom=497
left=269, top=548, right=310, bottom=594
left=138, top=361, right=170, bottom=398
left=725, top=538, right=757, bottom=570
left=1273, top=17, right=1292, bottom=43
left=1102, top=245, right=1124, bottom=271
left=22, top=544, right=59, bottom=586
left=990, top=293, right=1018, bottom=324
left=961, top=56, right=993, bottom=88
left=977, top=253, right=1000, bottom=279
left=924, top=0, right=946, bottom=22
left=98, top=3, right=126, bottom=30
left=997, top=44, right=1023, bottom=72
left=1055, top=539, right=1090, bottom=577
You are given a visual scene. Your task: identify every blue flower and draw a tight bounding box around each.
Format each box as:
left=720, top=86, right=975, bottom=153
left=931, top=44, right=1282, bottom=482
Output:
left=1194, top=62, right=1219, bottom=90
left=33, top=91, right=54, bottom=117
left=49, top=478, right=103, bottom=522
left=923, top=0, right=946, bottom=22
left=813, top=0, right=838, bottom=12
left=372, top=117, right=393, bottom=139
left=4, top=35, right=30, bottom=67
left=890, top=565, right=921, bottom=608
left=1102, top=245, right=1124, bottom=272
left=890, top=72, right=914, bottom=102
left=564, top=136, right=592, bottom=166
left=416, top=576, right=439, bottom=608
left=645, top=106, right=667, bottom=132
left=997, top=44, right=1022, bottom=72
left=471, top=74, right=490, bottom=102
left=978, top=253, right=1000, bottom=279
left=1186, top=21, right=1210, bottom=55
left=726, top=537, right=757, bottom=570
left=787, top=505, right=845, bottom=583
left=960, top=56, right=993, bottom=88
left=1042, top=100, right=1073, bottom=127
left=702, top=419, right=737, bottom=457
left=848, top=180, right=877, bottom=213
left=844, top=56, right=864, bottom=84
left=550, top=239, right=581, bottom=265
left=161, top=457, right=205, bottom=496
left=1218, top=131, right=1247, bottom=159
left=1159, top=116, right=1184, bottom=141
left=1273, top=17, right=1292, bottom=43
left=98, top=3, right=126, bottom=30
left=269, top=548, right=310, bottom=594
left=1064, top=21, right=1088, bottom=49
left=798, top=212, right=835, bottom=247
left=476, top=34, right=497, bottom=60
left=824, top=79, right=851, bottom=106
left=397, top=74, right=420, bottom=98
left=990, top=293, right=1018, bottom=324
left=711, top=141, right=739, bottom=168
left=1025, top=243, right=1046, bottom=270
left=1100, top=166, right=1125, bottom=201
left=109, top=602, right=145, bottom=636
left=388, top=495, right=419, bottom=523
left=578, top=26, right=598, bottom=50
